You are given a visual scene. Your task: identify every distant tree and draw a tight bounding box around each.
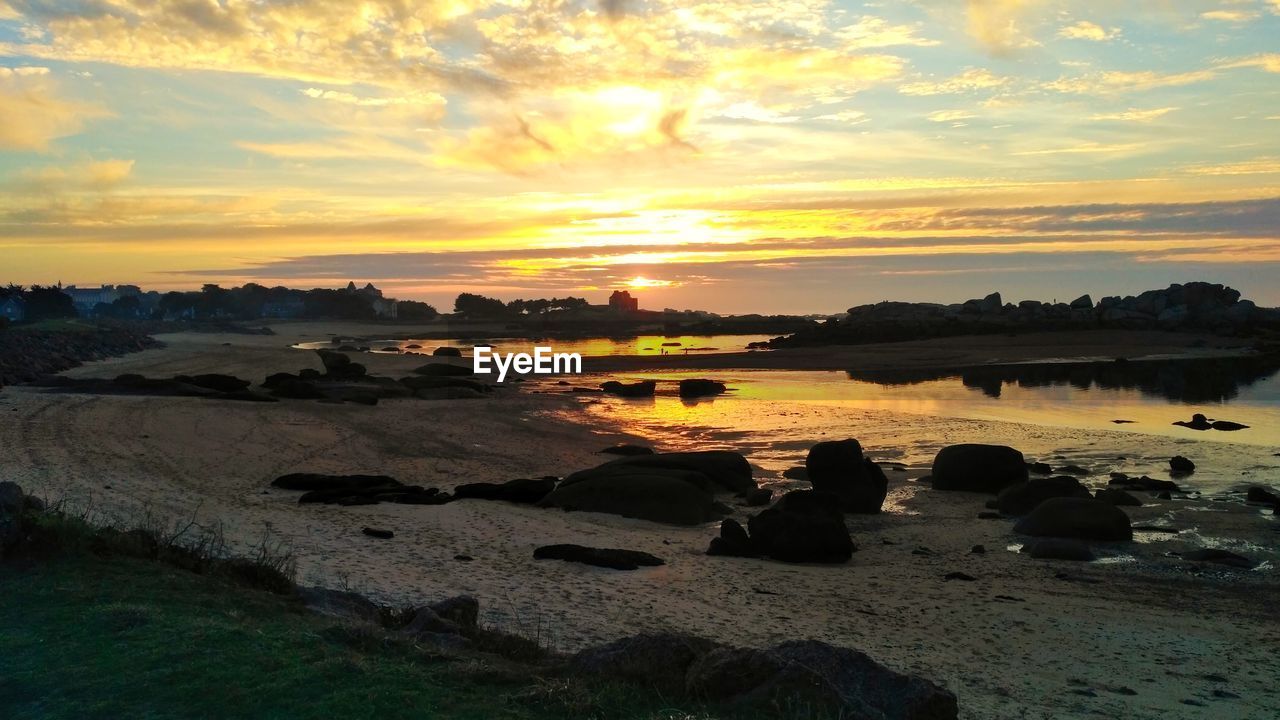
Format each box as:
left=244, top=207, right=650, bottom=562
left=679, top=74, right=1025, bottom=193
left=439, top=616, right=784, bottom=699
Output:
left=109, top=295, right=141, bottom=319
left=453, top=293, right=509, bottom=318
left=23, top=285, right=77, bottom=321
left=398, top=300, right=439, bottom=321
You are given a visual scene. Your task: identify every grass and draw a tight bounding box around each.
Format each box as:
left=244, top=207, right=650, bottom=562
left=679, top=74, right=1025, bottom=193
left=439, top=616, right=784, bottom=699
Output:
left=0, top=512, right=719, bottom=720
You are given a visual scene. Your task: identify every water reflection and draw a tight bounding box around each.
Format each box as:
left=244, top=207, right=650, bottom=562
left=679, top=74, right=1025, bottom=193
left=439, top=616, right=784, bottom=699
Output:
left=845, top=354, right=1280, bottom=404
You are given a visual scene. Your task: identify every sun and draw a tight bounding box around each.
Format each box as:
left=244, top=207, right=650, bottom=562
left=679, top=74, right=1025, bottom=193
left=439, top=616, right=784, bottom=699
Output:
left=626, top=276, right=673, bottom=289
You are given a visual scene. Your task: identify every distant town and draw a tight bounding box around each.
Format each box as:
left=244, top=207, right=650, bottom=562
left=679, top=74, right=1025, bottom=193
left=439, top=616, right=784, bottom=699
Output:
left=0, top=282, right=813, bottom=336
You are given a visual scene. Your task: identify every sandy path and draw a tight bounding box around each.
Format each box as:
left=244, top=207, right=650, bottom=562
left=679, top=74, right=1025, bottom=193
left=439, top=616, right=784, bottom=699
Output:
left=1, top=324, right=1277, bottom=719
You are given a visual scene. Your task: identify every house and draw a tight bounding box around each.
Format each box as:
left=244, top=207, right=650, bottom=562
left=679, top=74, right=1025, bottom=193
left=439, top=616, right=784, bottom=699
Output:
left=372, top=298, right=399, bottom=319
left=63, top=284, right=140, bottom=316
left=609, top=290, right=639, bottom=313
left=0, top=296, right=25, bottom=323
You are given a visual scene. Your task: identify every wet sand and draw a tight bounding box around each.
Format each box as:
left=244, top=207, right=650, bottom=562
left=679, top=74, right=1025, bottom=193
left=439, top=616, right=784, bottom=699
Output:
left=1, top=322, right=1277, bottom=719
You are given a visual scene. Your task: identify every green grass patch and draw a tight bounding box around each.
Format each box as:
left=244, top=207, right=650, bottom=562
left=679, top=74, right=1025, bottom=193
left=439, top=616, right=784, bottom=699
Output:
left=0, top=515, right=719, bottom=720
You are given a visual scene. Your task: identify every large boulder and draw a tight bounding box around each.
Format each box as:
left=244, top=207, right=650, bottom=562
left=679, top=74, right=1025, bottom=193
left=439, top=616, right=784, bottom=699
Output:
left=432, top=346, right=463, bottom=357
left=1013, top=497, right=1133, bottom=541
left=570, top=633, right=723, bottom=696
left=707, top=518, right=757, bottom=558
left=533, top=544, right=665, bottom=570
left=686, top=640, right=959, bottom=720
left=453, top=477, right=556, bottom=504
left=600, top=380, right=656, bottom=397
left=678, top=379, right=727, bottom=398
left=995, top=476, right=1091, bottom=516
left=539, top=469, right=726, bottom=525
left=563, top=451, right=755, bottom=494
left=315, top=350, right=366, bottom=379
left=931, top=444, right=1028, bottom=493
left=804, top=439, right=889, bottom=513
left=746, top=490, right=855, bottom=564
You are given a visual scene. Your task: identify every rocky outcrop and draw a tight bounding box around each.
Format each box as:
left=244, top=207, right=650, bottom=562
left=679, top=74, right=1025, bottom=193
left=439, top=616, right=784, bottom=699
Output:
left=1013, top=497, right=1133, bottom=541
left=600, top=379, right=656, bottom=397
left=995, top=476, right=1091, bottom=515
left=678, top=378, right=727, bottom=398
left=0, top=323, right=159, bottom=388
left=271, top=473, right=452, bottom=506
left=453, top=477, right=556, bottom=504
left=766, top=282, right=1280, bottom=347
left=931, top=444, right=1028, bottom=494
left=570, top=633, right=958, bottom=719
left=803, top=439, right=888, bottom=513
left=745, top=490, right=855, bottom=564
left=533, top=544, right=665, bottom=570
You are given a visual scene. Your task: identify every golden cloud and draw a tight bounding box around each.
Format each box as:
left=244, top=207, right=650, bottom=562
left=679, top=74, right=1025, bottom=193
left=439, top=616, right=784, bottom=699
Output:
left=0, top=67, right=110, bottom=151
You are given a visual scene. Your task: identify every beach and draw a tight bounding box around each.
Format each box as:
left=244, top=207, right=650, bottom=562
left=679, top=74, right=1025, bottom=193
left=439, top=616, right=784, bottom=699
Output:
left=2, top=321, right=1277, bottom=720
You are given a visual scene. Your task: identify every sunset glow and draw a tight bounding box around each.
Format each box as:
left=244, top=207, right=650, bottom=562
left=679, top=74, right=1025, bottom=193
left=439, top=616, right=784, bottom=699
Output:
left=2, top=1, right=1278, bottom=312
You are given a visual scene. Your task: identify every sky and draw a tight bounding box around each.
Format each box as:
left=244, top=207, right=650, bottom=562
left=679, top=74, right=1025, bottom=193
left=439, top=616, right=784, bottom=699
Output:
left=1, top=0, right=1279, bottom=314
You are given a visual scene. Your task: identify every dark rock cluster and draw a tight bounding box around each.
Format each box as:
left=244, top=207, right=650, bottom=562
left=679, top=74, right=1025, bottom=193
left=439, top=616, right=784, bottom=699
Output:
left=769, top=282, right=1280, bottom=347
left=0, top=324, right=159, bottom=388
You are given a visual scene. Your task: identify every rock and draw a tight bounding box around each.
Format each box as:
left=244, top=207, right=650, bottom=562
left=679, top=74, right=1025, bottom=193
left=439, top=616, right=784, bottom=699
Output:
left=540, top=469, right=725, bottom=525
left=1027, top=462, right=1053, bottom=475
left=361, top=527, right=394, bottom=539
left=0, top=481, right=26, bottom=554
left=1211, top=419, right=1249, bottom=431
left=707, top=518, right=758, bottom=558
left=600, top=444, right=654, bottom=456
left=1094, top=488, right=1142, bottom=507
left=1056, top=465, right=1089, bottom=476
left=970, top=544, right=986, bottom=554
left=746, top=490, right=855, bottom=564
left=931, top=444, right=1028, bottom=493
left=1172, top=413, right=1212, bottom=430
left=1170, top=456, right=1195, bottom=476
left=412, top=362, right=473, bottom=377
left=402, top=606, right=463, bottom=637
left=1107, top=474, right=1180, bottom=493
left=173, top=373, right=251, bottom=393
left=678, top=378, right=727, bottom=398
left=685, top=640, right=959, bottom=720
left=782, top=466, right=809, bottom=480
left=1245, top=486, right=1279, bottom=507
left=1014, top=498, right=1133, bottom=541
left=563, top=451, right=755, bottom=494
left=399, top=376, right=489, bottom=393
left=1070, top=294, right=1093, bottom=310
left=600, top=379, right=656, bottom=397
left=453, top=477, right=556, bottom=504
left=570, top=633, right=723, bottom=696
left=804, top=439, right=888, bottom=514
left=1022, top=538, right=1095, bottom=561
left=432, top=346, right=463, bottom=357
left=428, top=595, right=479, bottom=630
left=743, top=487, right=772, bottom=506
left=315, top=350, right=366, bottom=379
left=534, top=544, right=665, bottom=570
left=1182, top=549, right=1255, bottom=569
left=995, top=476, right=1091, bottom=515
left=272, top=474, right=399, bottom=491
left=944, top=572, right=976, bottom=581
left=296, top=586, right=385, bottom=625
left=979, top=292, right=1002, bottom=313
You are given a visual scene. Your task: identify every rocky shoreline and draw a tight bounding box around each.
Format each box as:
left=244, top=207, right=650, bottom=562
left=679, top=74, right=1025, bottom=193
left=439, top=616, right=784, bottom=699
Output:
left=0, top=323, right=160, bottom=388
left=767, top=282, right=1280, bottom=348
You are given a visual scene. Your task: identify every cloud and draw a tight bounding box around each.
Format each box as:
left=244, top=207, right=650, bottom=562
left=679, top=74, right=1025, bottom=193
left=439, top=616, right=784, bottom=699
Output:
left=1218, top=54, right=1280, bottom=73
left=835, top=16, right=940, bottom=49
left=1088, top=107, right=1177, bottom=122
left=13, top=158, right=134, bottom=191
left=0, top=67, right=110, bottom=151
left=1200, top=10, right=1259, bottom=23
left=900, top=68, right=1009, bottom=96
left=1058, top=20, right=1118, bottom=41
left=965, top=0, right=1042, bottom=55
left=1045, top=69, right=1217, bottom=94
left=927, top=110, right=978, bottom=123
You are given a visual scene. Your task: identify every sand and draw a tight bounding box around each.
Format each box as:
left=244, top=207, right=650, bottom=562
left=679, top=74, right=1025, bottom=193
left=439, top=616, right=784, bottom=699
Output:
left=1, top=321, right=1277, bottom=720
